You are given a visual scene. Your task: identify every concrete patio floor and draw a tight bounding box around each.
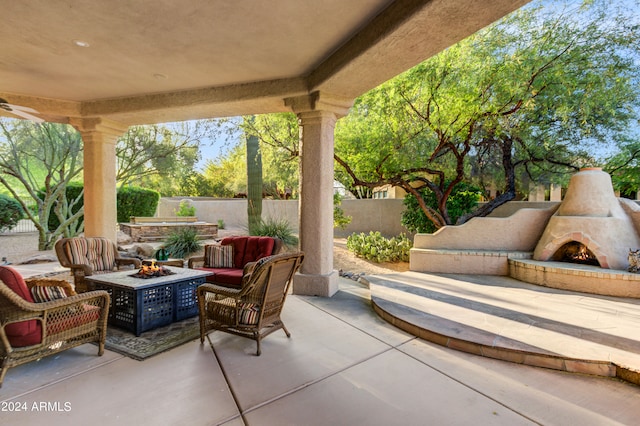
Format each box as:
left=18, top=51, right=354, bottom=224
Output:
left=1, top=273, right=640, bottom=425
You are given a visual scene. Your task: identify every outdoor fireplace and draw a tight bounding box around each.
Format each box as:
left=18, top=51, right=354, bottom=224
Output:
left=552, top=241, right=599, bottom=266
left=533, top=168, right=640, bottom=270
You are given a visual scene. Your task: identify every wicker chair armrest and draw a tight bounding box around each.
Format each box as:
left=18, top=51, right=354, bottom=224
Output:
left=188, top=256, right=205, bottom=268
left=25, top=278, right=77, bottom=296
left=197, top=283, right=242, bottom=299
left=1, top=290, right=109, bottom=323
left=33, top=290, right=110, bottom=311
left=242, top=261, right=257, bottom=275
left=116, top=257, right=141, bottom=268
left=68, top=263, right=93, bottom=276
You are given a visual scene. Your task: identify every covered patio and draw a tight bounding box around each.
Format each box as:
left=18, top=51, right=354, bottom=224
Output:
left=2, top=271, right=638, bottom=425
left=0, top=0, right=529, bottom=297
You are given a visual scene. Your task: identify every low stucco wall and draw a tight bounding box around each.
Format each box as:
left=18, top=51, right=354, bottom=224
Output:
left=486, top=201, right=560, bottom=218
left=414, top=205, right=558, bottom=251
left=156, top=197, right=411, bottom=238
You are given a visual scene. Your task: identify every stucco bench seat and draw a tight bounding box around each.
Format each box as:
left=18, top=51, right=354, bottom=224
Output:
left=188, top=236, right=282, bottom=288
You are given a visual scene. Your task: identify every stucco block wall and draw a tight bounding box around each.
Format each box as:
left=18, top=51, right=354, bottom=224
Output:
left=336, top=199, right=411, bottom=238
left=157, top=198, right=299, bottom=231
left=156, top=197, right=410, bottom=237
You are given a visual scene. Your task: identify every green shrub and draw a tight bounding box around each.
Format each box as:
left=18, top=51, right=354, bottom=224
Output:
left=39, top=184, right=160, bottom=229
left=401, top=182, right=483, bottom=233
left=117, top=186, right=160, bottom=222
left=0, top=194, right=24, bottom=232
left=334, top=193, right=352, bottom=229
left=175, top=200, right=196, bottom=217
left=346, top=231, right=412, bottom=263
left=217, top=219, right=225, bottom=229
left=163, top=227, right=202, bottom=259
left=251, top=217, right=298, bottom=246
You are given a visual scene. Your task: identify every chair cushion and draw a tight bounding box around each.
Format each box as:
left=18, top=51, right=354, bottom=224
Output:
left=196, top=267, right=244, bottom=287
left=221, top=236, right=275, bottom=268
left=0, top=266, right=42, bottom=347
left=205, top=244, right=234, bottom=268
left=30, top=286, right=68, bottom=303
left=64, top=237, right=116, bottom=272
left=205, top=298, right=260, bottom=325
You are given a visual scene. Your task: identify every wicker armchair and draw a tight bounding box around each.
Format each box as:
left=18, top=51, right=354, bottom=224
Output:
left=55, top=237, right=141, bottom=292
left=0, top=266, right=110, bottom=387
left=197, top=252, right=304, bottom=355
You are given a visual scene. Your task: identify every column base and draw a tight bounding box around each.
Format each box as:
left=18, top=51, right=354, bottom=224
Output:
left=292, top=270, right=339, bottom=297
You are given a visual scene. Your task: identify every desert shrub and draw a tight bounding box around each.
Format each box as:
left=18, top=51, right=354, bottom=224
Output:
left=175, top=199, right=196, bottom=217
left=401, top=182, right=483, bottom=233
left=346, top=231, right=412, bottom=263
left=163, top=227, right=202, bottom=258
left=117, top=186, right=160, bottom=222
left=251, top=217, right=298, bottom=246
left=0, top=194, right=24, bottom=232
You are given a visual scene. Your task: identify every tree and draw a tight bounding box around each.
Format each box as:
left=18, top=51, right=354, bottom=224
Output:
left=0, top=119, right=84, bottom=249
left=603, top=137, right=640, bottom=198
left=201, top=148, right=246, bottom=197
left=334, top=0, right=640, bottom=230
left=116, top=121, right=209, bottom=195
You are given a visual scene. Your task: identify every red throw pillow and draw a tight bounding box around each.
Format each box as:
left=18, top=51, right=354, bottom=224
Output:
left=0, top=266, right=42, bottom=347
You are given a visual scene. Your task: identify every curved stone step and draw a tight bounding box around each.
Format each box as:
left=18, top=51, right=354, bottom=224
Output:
left=367, top=271, right=640, bottom=385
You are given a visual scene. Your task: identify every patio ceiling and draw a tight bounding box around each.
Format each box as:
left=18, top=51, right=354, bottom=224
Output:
left=0, top=0, right=529, bottom=126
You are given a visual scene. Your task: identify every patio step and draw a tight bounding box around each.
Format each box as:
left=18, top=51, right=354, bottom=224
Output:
left=367, top=271, right=640, bottom=385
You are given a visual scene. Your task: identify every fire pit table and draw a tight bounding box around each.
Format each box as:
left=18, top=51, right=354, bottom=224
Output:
left=86, top=266, right=212, bottom=336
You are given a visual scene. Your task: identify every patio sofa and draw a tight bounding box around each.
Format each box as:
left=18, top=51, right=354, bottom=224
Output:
left=188, top=236, right=282, bottom=288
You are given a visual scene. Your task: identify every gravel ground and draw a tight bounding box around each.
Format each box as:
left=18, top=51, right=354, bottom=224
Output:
left=0, top=232, right=408, bottom=276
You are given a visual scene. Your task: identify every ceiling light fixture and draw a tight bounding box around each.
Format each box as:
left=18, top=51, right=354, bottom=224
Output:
left=73, top=40, right=90, bottom=48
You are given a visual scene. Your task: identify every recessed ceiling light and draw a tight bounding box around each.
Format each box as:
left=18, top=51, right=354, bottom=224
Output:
left=73, top=40, right=90, bottom=47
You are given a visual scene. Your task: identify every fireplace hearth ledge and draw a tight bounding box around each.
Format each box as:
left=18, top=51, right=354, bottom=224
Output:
left=509, top=258, right=640, bottom=298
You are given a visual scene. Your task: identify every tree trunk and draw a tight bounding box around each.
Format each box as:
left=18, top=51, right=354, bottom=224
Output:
left=457, top=137, right=517, bottom=224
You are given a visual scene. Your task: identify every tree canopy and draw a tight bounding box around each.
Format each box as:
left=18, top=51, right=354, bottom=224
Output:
left=334, top=0, right=640, bottom=229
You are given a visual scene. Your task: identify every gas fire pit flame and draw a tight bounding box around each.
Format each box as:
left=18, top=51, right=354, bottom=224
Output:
left=130, top=260, right=176, bottom=279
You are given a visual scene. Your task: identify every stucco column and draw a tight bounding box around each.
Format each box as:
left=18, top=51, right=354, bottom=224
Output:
left=285, top=92, right=353, bottom=297
left=70, top=118, right=128, bottom=242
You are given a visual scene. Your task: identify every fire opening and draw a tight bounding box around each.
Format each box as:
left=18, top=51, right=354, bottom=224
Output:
left=552, top=241, right=600, bottom=266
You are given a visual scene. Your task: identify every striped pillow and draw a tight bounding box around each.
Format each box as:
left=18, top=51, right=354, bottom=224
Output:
left=238, top=302, right=260, bottom=325
left=30, top=286, right=67, bottom=303
left=206, top=244, right=234, bottom=268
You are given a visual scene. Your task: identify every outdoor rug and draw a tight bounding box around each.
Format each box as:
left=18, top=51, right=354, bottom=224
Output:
left=102, top=316, right=201, bottom=361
